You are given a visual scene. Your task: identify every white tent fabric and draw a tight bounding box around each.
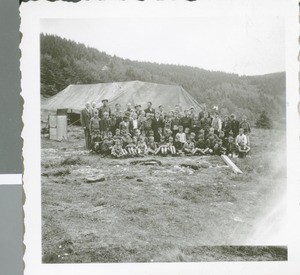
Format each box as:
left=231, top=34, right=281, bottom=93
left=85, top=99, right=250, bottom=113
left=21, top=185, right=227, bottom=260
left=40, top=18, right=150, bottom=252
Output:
left=42, top=81, right=202, bottom=113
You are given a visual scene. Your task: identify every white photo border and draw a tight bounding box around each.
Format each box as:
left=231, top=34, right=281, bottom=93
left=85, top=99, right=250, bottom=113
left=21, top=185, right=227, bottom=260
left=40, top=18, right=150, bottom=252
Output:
left=21, top=1, right=300, bottom=274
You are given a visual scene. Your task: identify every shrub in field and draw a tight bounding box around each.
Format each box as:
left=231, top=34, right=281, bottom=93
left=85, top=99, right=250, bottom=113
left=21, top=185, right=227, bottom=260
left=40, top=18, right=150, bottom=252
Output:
left=61, top=156, right=84, bottom=166
left=255, top=111, right=272, bottom=129
left=49, top=167, right=71, bottom=177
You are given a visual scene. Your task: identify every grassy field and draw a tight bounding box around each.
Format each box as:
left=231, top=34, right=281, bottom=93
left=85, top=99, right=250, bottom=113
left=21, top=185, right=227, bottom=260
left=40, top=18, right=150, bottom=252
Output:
left=41, top=126, right=287, bottom=263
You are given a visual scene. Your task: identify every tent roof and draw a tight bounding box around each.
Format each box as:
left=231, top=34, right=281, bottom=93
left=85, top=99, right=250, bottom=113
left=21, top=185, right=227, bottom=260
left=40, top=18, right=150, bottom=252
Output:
left=41, top=81, right=202, bottom=113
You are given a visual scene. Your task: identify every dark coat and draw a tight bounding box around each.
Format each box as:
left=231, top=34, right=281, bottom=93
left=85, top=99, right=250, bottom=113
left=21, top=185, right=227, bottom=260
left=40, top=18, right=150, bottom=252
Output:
left=144, top=107, right=156, bottom=114
left=98, top=106, right=111, bottom=118
left=231, top=120, right=240, bottom=137
left=99, top=118, right=111, bottom=133
left=80, top=108, right=91, bottom=129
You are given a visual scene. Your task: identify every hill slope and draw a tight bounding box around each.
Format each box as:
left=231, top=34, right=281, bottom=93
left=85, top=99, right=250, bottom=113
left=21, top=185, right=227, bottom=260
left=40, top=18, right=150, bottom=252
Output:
left=40, top=34, right=285, bottom=121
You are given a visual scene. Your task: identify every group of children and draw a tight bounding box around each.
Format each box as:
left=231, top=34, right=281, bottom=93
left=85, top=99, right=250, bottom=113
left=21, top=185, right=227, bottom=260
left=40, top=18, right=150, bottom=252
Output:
left=86, top=102, right=251, bottom=158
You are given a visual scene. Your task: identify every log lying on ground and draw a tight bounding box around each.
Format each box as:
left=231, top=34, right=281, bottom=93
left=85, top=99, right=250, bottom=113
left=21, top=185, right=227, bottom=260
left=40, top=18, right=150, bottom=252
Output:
left=221, top=155, right=243, bottom=174
left=130, top=159, right=162, bottom=166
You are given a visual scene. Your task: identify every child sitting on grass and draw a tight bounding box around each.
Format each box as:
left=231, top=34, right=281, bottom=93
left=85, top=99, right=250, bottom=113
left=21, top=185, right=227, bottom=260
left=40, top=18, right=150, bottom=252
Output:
left=126, top=136, right=138, bottom=157
left=113, top=128, right=122, bottom=142
left=176, top=125, right=186, bottom=148
left=167, top=136, right=176, bottom=155
left=146, top=136, right=158, bottom=155
left=183, top=137, right=195, bottom=155
left=213, top=139, right=226, bottom=156
left=91, top=132, right=102, bottom=154
left=174, top=135, right=183, bottom=155
left=237, top=140, right=250, bottom=158
left=111, top=139, right=127, bottom=158
left=101, top=132, right=114, bottom=156
left=193, top=134, right=209, bottom=155
left=155, top=136, right=168, bottom=156
left=137, top=136, right=148, bottom=157
left=226, top=136, right=237, bottom=157
left=205, top=135, right=217, bottom=154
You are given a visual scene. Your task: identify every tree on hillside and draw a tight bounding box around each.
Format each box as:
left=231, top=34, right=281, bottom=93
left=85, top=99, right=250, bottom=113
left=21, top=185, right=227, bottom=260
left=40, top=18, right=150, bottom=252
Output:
left=255, top=111, right=272, bottom=129
left=40, top=33, right=286, bottom=122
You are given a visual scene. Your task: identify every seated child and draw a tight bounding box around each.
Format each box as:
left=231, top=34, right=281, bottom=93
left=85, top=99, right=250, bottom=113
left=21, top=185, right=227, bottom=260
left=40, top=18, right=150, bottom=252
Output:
left=205, top=135, right=217, bottom=154
left=193, top=134, right=209, bottom=155
left=167, top=136, right=176, bottom=155
left=190, top=132, right=196, bottom=144
left=218, top=130, right=226, bottom=145
left=213, top=140, right=226, bottom=156
left=91, top=131, right=102, bottom=153
left=237, top=140, right=250, bottom=158
left=164, top=129, right=173, bottom=142
left=156, top=127, right=164, bottom=142
left=111, top=139, right=126, bottom=158
left=147, top=136, right=158, bottom=155
left=184, top=127, right=190, bottom=140
left=113, top=128, right=122, bottom=142
left=183, top=137, right=195, bottom=155
left=137, top=136, right=148, bottom=157
left=175, top=125, right=186, bottom=147
left=155, top=136, right=168, bottom=156
left=126, top=136, right=138, bottom=156
left=101, top=132, right=114, bottom=156
left=235, top=128, right=248, bottom=146
left=174, top=135, right=183, bottom=155
left=226, top=136, right=237, bottom=157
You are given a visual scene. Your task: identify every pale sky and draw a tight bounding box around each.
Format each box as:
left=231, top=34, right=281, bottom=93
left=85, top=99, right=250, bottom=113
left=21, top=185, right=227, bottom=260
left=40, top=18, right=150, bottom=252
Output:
left=41, top=17, right=285, bottom=76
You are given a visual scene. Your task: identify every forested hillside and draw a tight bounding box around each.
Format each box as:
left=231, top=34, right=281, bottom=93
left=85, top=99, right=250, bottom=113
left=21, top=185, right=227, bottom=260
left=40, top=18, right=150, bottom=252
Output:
left=40, top=34, right=286, bottom=122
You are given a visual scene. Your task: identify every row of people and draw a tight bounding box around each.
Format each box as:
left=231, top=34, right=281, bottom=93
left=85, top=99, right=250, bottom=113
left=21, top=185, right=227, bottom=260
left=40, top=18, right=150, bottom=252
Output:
left=90, top=125, right=250, bottom=158
left=81, top=100, right=251, bottom=150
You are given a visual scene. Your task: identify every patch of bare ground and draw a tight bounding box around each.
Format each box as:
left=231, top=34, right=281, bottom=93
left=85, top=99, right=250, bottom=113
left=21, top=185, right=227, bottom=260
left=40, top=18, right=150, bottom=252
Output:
left=42, top=126, right=287, bottom=263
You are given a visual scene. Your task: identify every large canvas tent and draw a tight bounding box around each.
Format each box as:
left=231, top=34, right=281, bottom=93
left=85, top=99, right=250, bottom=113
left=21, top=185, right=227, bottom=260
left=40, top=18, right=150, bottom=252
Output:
left=42, top=81, right=202, bottom=113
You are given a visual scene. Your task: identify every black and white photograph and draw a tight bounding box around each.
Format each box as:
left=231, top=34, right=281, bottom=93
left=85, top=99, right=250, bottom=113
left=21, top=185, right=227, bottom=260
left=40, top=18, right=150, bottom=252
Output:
left=21, top=1, right=300, bottom=274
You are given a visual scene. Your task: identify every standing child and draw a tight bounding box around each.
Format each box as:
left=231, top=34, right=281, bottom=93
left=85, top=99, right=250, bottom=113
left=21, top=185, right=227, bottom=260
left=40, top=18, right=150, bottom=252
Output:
left=99, top=112, right=111, bottom=137
left=89, top=110, right=101, bottom=149
left=239, top=115, right=251, bottom=146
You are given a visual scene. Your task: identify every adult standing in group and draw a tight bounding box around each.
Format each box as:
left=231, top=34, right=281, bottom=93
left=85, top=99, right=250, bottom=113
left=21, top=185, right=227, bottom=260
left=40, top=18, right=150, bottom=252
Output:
left=198, top=104, right=207, bottom=120
left=152, top=112, right=164, bottom=142
left=134, top=104, right=142, bottom=117
left=90, top=102, right=97, bottom=117
left=211, top=112, right=222, bottom=135
left=144, top=101, right=155, bottom=115
left=98, top=99, right=111, bottom=118
left=80, top=102, right=92, bottom=149
left=222, top=115, right=231, bottom=137
left=230, top=114, right=240, bottom=138
left=113, top=103, right=123, bottom=128
left=158, top=105, right=166, bottom=119
left=181, top=110, right=192, bottom=131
